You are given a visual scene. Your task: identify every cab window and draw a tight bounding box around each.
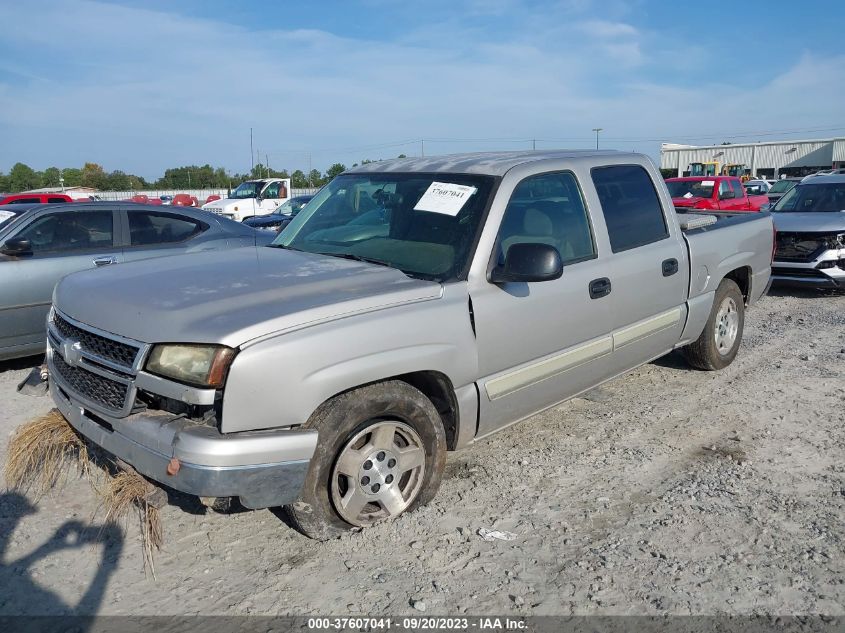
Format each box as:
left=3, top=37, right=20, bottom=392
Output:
left=591, top=165, right=669, bottom=253
left=495, top=171, right=595, bottom=266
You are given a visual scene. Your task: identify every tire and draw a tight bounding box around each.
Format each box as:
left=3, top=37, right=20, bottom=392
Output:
left=683, top=278, right=745, bottom=371
left=285, top=380, right=447, bottom=540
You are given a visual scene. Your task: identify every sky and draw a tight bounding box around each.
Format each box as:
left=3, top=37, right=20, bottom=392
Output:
left=1, top=0, right=844, bottom=180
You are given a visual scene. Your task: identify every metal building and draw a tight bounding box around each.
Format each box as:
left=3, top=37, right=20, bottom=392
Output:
left=660, top=137, right=845, bottom=178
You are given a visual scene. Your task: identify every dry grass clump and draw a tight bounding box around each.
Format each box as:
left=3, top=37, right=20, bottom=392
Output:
left=4, top=409, right=92, bottom=498
left=100, top=469, right=164, bottom=577
left=4, top=409, right=165, bottom=576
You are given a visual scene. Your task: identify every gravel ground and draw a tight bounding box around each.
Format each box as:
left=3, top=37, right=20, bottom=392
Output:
left=1, top=288, right=843, bottom=616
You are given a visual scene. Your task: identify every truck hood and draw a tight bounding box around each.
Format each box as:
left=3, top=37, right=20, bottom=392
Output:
left=772, top=212, right=845, bottom=233
left=202, top=198, right=257, bottom=214
left=54, top=247, right=443, bottom=347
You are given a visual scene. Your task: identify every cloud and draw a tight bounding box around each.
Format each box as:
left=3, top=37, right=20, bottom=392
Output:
left=0, top=1, right=842, bottom=177
left=578, top=19, right=638, bottom=38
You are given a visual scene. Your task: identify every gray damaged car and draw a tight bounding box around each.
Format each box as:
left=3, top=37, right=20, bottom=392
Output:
left=46, top=151, right=774, bottom=538
left=771, top=174, right=845, bottom=288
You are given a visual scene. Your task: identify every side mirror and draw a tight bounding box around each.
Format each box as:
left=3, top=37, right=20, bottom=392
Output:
left=490, top=243, right=563, bottom=284
left=760, top=203, right=772, bottom=212
left=1, top=237, right=32, bottom=256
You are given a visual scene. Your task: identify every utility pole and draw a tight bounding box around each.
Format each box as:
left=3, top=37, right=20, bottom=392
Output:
left=421, top=139, right=425, bottom=157
left=532, top=139, right=536, bottom=150
left=592, top=128, right=603, bottom=150
left=266, top=154, right=270, bottom=178
left=250, top=128, right=254, bottom=172
left=308, top=153, right=312, bottom=187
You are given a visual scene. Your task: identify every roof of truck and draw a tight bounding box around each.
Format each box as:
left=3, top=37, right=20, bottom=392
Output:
left=345, top=149, right=631, bottom=177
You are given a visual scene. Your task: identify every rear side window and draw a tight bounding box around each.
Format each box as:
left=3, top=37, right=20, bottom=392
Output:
left=10, top=197, right=40, bottom=204
left=48, top=197, right=68, bottom=203
left=591, top=165, right=668, bottom=253
left=730, top=179, right=745, bottom=197
left=128, top=211, right=206, bottom=246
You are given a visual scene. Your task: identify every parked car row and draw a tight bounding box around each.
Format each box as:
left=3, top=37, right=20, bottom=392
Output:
left=3, top=150, right=840, bottom=541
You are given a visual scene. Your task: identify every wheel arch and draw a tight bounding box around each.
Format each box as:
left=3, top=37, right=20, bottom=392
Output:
left=723, top=265, right=751, bottom=304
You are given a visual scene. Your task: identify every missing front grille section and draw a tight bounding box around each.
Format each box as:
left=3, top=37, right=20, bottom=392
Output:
left=135, top=390, right=217, bottom=426
left=53, top=313, right=140, bottom=368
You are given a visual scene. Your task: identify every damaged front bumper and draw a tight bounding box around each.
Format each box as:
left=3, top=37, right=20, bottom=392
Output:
left=51, top=380, right=317, bottom=509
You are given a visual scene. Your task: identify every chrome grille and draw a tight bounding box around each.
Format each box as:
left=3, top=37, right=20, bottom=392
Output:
left=53, top=312, right=139, bottom=369
left=51, top=352, right=128, bottom=411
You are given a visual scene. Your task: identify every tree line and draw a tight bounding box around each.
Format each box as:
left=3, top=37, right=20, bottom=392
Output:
left=0, top=156, right=407, bottom=193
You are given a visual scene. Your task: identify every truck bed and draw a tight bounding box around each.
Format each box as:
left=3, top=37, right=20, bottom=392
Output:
left=678, top=209, right=774, bottom=304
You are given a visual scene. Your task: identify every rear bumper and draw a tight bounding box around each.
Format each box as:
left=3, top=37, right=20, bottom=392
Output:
left=51, top=380, right=317, bottom=509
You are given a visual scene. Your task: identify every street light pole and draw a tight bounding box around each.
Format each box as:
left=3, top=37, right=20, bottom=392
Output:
left=592, top=128, right=603, bottom=150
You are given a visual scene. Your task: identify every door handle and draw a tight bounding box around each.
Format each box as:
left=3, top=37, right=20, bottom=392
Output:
left=589, top=277, right=611, bottom=299
left=93, top=256, right=117, bottom=267
left=662, top=258, right=679, bottom=277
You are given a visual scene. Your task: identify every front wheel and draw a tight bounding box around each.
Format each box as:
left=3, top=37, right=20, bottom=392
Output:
left=286, top=380, right=446, bottom=540
left=682, top=278, right=745, bottom=370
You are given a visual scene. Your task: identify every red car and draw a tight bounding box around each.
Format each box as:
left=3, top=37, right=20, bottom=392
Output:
left=666, top=176, right=769, bottom=212
left=0, top=192, right=73, bottom=205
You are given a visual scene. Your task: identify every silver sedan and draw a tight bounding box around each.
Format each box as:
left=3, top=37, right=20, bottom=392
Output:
left=0, top=202, right=274, bottom=361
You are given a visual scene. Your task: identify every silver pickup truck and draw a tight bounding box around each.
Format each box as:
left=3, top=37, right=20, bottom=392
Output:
left=47, top=151, right=774, bottom=539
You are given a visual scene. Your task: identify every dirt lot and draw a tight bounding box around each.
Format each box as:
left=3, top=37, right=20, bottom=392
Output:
left=1, top=288, right=843, bottom=616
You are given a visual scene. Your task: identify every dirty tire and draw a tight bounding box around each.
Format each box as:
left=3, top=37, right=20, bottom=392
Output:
left=683, top=278, right=745, bottom=371
left=285, top=380, right=447, bottom=540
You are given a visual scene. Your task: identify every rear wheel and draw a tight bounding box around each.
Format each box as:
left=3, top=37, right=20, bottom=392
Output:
left=683, top=278, right=745, bottom=370
left=286, top=381, right=446, bottom=540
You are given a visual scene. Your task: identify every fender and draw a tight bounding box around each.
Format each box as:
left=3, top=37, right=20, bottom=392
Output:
left=220, top=283, right=478, bottom=433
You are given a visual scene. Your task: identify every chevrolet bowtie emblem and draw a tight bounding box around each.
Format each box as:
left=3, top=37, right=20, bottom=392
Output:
left=61, top=339, right=83, bottom=367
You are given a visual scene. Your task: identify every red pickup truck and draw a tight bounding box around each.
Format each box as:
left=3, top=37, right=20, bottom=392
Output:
left=0, top=192, right=74, bottom=205
left=665, top=176, right=769, bottom=212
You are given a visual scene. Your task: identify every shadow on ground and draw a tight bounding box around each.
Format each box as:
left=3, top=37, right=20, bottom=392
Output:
left=0, top=492, right=123, bottom=617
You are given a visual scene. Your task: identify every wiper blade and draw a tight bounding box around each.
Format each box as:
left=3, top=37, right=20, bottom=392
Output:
left=314, top=252, right=393, bottom=268
left=266, top=243, right=302, bottom=251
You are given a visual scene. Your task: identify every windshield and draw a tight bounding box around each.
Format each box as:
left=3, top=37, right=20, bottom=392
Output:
left=666, top=180, right=714, bottom=199
left=773, top=182, right=845, bottom=212
left=769, top=179, right=797, bottom=194
left=272, top=173, right=496, bottom=281
left=0, top=209, right=19, bottom=230
left=230, top=181, right=263, bottom=199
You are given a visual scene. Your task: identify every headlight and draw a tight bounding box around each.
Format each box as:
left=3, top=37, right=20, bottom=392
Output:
left=145, top=344, right=236, bottom=388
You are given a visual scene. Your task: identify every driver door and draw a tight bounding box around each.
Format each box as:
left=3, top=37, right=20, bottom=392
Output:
left=469, top=170, right=615, bottom=436
left=259, top=181, right=282, bottom=214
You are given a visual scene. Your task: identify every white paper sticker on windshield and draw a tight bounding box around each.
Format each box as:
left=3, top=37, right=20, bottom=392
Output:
left=701, top=180, right=715, bottom=187
left=414, top=182, right=477, bottom=216
left=0, top=210, right=14, bottom=223
left=683, top=192, right=693, bottom=199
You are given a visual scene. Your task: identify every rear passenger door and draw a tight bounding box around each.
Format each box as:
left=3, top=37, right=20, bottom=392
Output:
left=0, top=208, right=119, bottom=350
left=589, top=164, right=689, bottom=371
left=471, top=170, right=616, bottom=436
left=119, top=210, right=211, bottom=263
